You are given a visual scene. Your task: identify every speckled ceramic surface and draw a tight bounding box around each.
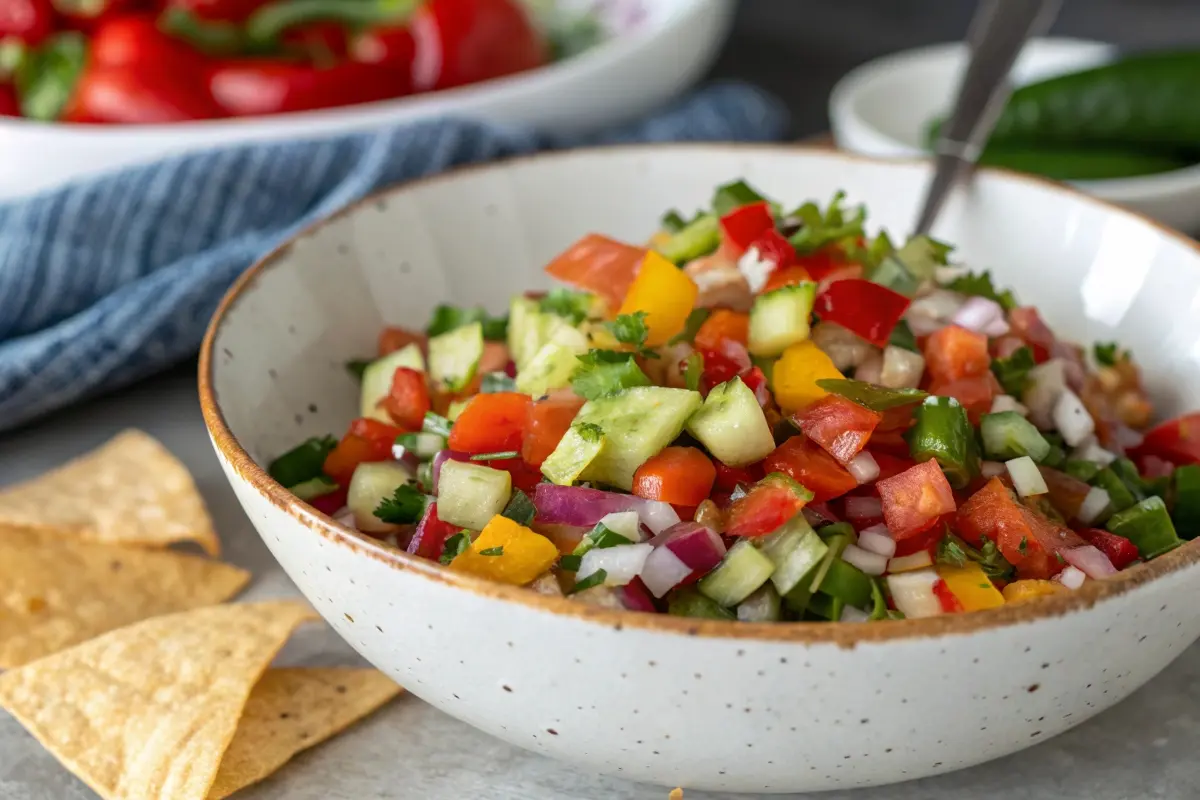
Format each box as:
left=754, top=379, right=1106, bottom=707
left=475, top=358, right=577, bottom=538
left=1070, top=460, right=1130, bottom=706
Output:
left=200, top=145, right=1200, bottom=793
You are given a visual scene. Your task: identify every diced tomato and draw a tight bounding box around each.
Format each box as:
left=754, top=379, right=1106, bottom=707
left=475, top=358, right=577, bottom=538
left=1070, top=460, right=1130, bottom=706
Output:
left=322, top=433, right=390, bottom=486
left=814, top=279, right=910, bottom=348
left=933, top=578, right=964, bottom=613
left=762, top=437, right=857, bottom=503
left=633, top=446, right=717, bottom=506
left=378, top=325, right=426, bottom=356
left=714, top=461, right=763, bottom=492
left=408, top=502, right=462, bottom=561
left=447, top=392, right=532, bottom=453
left=928, top=372, right=1000, bottom=425
left=749, top=229, right=795, bottom=269
left=924, top=325, right=990, bottom=384
left=698, top=347, right=743, bottom=394
left=892, top=520, right=946, bottom=557
left=1131, top=413, right=1200, bottom=466
left=521, top=394, right=585, bottom=467
left=694, top=309, right=749, bottom=352
left=1077, top=528, right=1140, bottom=570
left=869, top=451, right=916, bottom=482
left=1008, top=307, right=1057, bottom=363
left=795, top=245, right=850, bottom=282
left=761, top=264, right=812, bottom=294
left=382, top=367, right=431, bottom=431
left=543, top=234, right=646, bottom=312
left=876, top=460, right=956, bottom=540
left=955, top=478, right=1083, bottom=579
left=719, top=201, right=774, bottom=254
left=725, top=481, right=808, bottom=537
left=485, top=457, right=543, bottom=494
left=796, top=394, right=883, bottom=466
left=349, top=417, right=408, bottom=449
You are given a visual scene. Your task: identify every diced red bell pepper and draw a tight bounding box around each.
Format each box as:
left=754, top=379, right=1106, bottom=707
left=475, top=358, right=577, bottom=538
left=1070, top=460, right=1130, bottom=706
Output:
left=521, top=393, right=585, bottom=467
left=719, top=201, right=774, bottom=254
left=447, top=392, right=532, bottom=454
left=408, top=501, right=462, bottom=561
left=309, top=486, right=349, bottom=516
left=632, top=446, right=716, bottom=507
left=876, top=460, right=956, bottom=540
left=323, top=432, right=391, bottom=486
left=713, top=461, right=763, bottom=492
left=1077, top=528, right=1140, bottom=570
left=378, top=325, right=426, bottom=357
left=543, top=233, right=645, bottom=312
left=928, top=372, right=1001, bottom=425
left=814, top=279, right=910, bottom=348
left=54, top=0, right=143, bottom=28
left=749, top=228, right=794, bottom=269
left=725, top=479, right=809, bottom=537
left=1131, top=413, right=1200, bottom=466
left=924, top=324, right=990, bottom=384
left=933, top=578, right=964, bottom=613
left=383, top=367, right=431, bottom=431
left=411, top=0, right=546, bottom=91
left=349, top=417, right=407, bottom=450
left=0, top=0, right=54, bottom=46
left=762, top=437, right=857, bottom=503
left=761, top=264, right=812, bottom=294
left=1008, top=307, right=1057, bottom=363
left=796, top=394, right=882, bottom=466
left=796, top=245, right=852, bottom=282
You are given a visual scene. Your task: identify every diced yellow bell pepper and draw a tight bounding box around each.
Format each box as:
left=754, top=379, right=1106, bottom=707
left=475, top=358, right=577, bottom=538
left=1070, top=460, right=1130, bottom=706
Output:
left=935, top=561, right=1005, bottom=612
left=450, top=515, right=560, bottom=586
left=1002, top=579, right=1066, bottom=604
left=616, top=251, right=698, bottom=346
left=772, top=340, right=844, bottom=413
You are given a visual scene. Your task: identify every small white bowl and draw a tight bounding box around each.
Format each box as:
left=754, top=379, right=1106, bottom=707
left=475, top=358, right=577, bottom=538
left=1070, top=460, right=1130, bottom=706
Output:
left=201, top=145, right=1200, bottom=794
left=830, top=38, right=1200, bottom=233
left=0, top=0, right=733, bottom=199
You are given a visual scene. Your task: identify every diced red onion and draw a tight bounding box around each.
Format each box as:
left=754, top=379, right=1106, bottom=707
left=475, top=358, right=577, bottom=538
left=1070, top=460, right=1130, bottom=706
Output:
left=431, top=450, right=470, bottom=494
left=533, top=484, right=679, bottom=533
left=990, top=394, right=1028, bottom=416
left=857, top=525, right=896, bottom=558
left=842, top=543, right=888, bottom=576
left=406, top=502, right=438, bottom=555
left=888, top=550, right=933, bottom=572
left=719, top=339, right=752, bottom=372
left=981, top=460, right=1007, bottom=478
left=844, top=496, right=883, bottom=520
left=1077, top=486, right=1111, bottom=525
left=1054, top=565, right=1087, bottom=590
left=879, top=346, right=925, bottom=389
left=1006, top=456, right=1048, bottom=497
left=1053, top=389, right=1095, bottom=446
left=886, top=569, right=942, bottom=618
left=640, top=545, right=693, bottom=598
left=1023, top=359, right=1066, bottom=430
left=952, top=296, right=1005, bottom=334
left=651, top=521, right=727, bottom=573
left=804, top=502, right=840, bottom=526
left=578, top=543, right=654, bottom=586
left=847, top=452, right=880, bottom=484
left=839, top=605, right=871, bottom=623
left=1062, top=545, right=1117, bottom=579
left=620, top=578, right=658, bottom=613
left=332, top=507, right=355, bottom=527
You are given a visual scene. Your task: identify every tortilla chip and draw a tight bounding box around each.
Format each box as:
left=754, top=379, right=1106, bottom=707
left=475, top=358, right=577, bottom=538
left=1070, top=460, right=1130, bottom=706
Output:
left=0, top=601, right=316, bottom=800
left=0, top=527, right=251, bottom=668
left=0, top=429, right=219, bottom=555
left=208, top=668, right=402, bottom=799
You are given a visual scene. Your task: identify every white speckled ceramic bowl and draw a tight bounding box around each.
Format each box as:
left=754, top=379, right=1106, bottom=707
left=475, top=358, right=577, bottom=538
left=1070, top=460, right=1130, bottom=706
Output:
left=200, top=145, right=1200, bottom=794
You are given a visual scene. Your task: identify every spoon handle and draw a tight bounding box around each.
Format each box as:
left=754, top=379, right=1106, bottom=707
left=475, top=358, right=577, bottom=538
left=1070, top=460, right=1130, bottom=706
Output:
left=913, top=0, right=1063, bottom=235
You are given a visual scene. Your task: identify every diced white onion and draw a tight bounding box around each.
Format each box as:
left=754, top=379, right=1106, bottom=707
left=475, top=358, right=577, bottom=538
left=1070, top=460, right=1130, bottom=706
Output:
left=1006, top=456, right=1048, bottom=497
left=843, top=543, right=888, bottom=576
left=887, top=569, right=943, bottom=618
left=1076, top=486, right=1112, bottom=525
left=847, top=452, right=881, bottom=484
left=737, top=246, right=775, bottom=293
left=857, top=526, right=897, bottom=558
left=887, top=550, right=933, bottom=573
left=1053, top=389, right=1095, bottom=446
left=909, top=289, right=966, bottom=322
left=980, top=460, right=1007, bottom=478
left=839, top=605, right=871, bottom=623
left=1062, top=545, right=1117, bottom=579
left=880, top=346, right=926, bottom=389
left=1072, top=438, right=1116, bottom=467
left=844, top=496, right=883, bottom=520
left=637, top=501, right=680, bottom=535
left=905, top=314, right=945, bottom=337
left=599, top=511, right=644, bottom=543
left=1023, top=359, right=1067, bottom=430
left=1054, top=565, right=1087, bottom=590
left=935, top=265, right=969, bottom=283
left=990, top=394, right=1028, bottom=416
left=578, top=543, right=653, bottom=586
left=854, top=350, right=884, bottom=385
left=951, top=296, right=1005, bottom=334
left=811, top=322, right=873, bottom=371
left=640, top=545, right=693, bottom=598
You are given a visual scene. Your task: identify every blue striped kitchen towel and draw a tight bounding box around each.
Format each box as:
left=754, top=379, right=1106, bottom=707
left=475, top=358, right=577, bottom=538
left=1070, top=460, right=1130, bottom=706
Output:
left=0, top=82, right=787, bottom=432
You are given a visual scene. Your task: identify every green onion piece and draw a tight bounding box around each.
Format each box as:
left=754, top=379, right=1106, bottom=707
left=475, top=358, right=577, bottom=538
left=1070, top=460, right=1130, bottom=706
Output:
left=268, top=435, right=337, bottom=488
left=479, top=546, right=504, bottom=556
left=1106, top=496, right=1182, bottom=559
left=569, top=569, right=609, bottom=595
left=480, top=372, right=517, bottom=393
left=1063, top=458, right=1101, bottom=482
left=906, top=396, right=980, bottom=489
left=422, top=412, right=453, bottom=438
left=666, top=586, right=737, bottom=620
left=1092, top=468, right=1138, bottom=515
left=558, top=554, right=582, bottom=572
left=990, top=346, right=1035, bottom=396
left=287, top=476, right=338, bottom=501
left=572, top=350, right=651, bottom=401
left=374, top=483, right=428, bottom=525
left=656, top=214, right=721, bottom=266
left=501, top=489, right=537, bottom=527
left=668, top=308, right=712, bottom=346
left=416, top=461, right=434, bottom=493
left=711, top=179, right=768, bottom=217
left=1170, top=464, right=1200, bottom=539
left=816, top=558, right=873, bottom=610
left=888, top=320, right=919, bottom=353
left=439, top=531, right=471, bottom=565
left=979, top=411, right=1051, bottom=462
left=815, top=378, right=927, bottom=411
left=469, top=451, right=519, bottom=461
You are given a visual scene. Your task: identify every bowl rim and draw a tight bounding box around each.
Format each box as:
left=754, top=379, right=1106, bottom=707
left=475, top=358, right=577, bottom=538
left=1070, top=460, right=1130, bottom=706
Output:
left=199, top=142, right=1200, bottom=646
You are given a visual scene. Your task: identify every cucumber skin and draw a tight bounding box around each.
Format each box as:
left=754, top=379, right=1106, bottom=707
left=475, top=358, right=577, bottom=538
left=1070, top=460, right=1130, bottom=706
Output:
left=360, top=344, right=425, bottom=421
left=979, top=146, right=1190, bottom=181
left=437, top=460, right=512, bottom=531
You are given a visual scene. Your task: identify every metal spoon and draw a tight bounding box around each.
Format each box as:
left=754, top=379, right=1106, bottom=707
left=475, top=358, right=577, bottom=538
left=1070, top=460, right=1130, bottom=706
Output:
left=913, top=0, right=1063, bottom=235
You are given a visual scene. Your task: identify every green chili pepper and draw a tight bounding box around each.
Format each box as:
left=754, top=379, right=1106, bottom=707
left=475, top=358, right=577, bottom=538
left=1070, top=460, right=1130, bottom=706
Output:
left=979, top=411, right=1051, bottom=462
left=804, top=591, right=844, bottom=622
left=816, top=379, right=928, bottom=411
left=268, top=435, right=338, bottom=488
left=1063, top=458, right=1101, bottom=483
left=906, top=396, right=980, bottom=489
left=1170, top=464, right=1200, bottom=539
left=1106, top=496, right=1182, bottom=560
left=785, top=530, right=850, bottom=614
left=1093, top=468, right=1138, bottom=515
left=15, top=32, right=86, bottom=122
left=246, top=0, right=419, bottom=45
left=868, top=578, right=889, bottom=620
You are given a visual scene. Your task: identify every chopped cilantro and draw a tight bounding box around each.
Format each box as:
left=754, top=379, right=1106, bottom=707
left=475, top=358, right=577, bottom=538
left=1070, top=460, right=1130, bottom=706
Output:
left=936, top=535, right=969, bottom=568
left=571, top=349, right=650, bottom=400
left=558, top=554, right=582, bottom=572
left=480, top=546, right=504, bottom=556
left=439, top=531, right=471, bottom=565
left=501, top=489, right=537, bottom=526
left=422, top=411, right=453, bottom=438
left=937, top=531, right=1014, bottom=581
left=426, top=304, right=507, bottom=341
left=888, top=319, right=918, bottom=353
left=991, top=346, right=1036, bottom=395
left=1093, top=341, right=1125, bottom=367
left=712, top=179, right=769, bottom=217
left=568, top=569, right=608, bottom=594
left=480, top=372, right=517, bottom=393
left=345, top=359, right=371, bottom=380
left=787, top=191, right=867, bottom=253
left=945, top=270, right=1017, bottom=311
left=374, top=482, right=429, bottom=525
left=668, top=308, right=711, bottom=346
left=683, top=351, right=703, bottom=392
left=606, top=311, right=651, bottom=349
left=469, top=451, right=519, bottom=461
left=539, top=288, right=594, bottom=325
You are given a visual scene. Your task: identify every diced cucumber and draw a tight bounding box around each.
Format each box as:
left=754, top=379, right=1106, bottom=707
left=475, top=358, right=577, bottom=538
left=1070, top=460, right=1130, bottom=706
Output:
left=359, top=344, right=425, bottom=422
left=656, top=214, right=720, bottom=265
left=760, top=518, right=827, bottom=595
left=507, top=296, right=542, bottom=371
left=667, top=586, right=736, bottom=620
left=818, top=558, right=873, bottom=610
left=1106, top=496, right=1181, bottom=560
left=737, top=583, right=783, bottom=622
left=288, top=476, right=338, bottom=501
left=749, top=282, right=817, bottom=357
left=980, top=411, right=1051, bottom=462
left=516, top=338, right=586, bottom=397
left=446, top=399, right=470, bottom=422
left=786, top=530, right=849, bottom=613
left=394, top=432, right=445, bottom=461
left=566, top=386, right=703, bottom=491
left=541, top=423, right=605, bottom=486
left=429, top=321, right=483, bottom=392
left=698, top=539, right=776, bottom=607
left=686, top=376, right=776, bottom=467
left=436, top=460, right=512, bottom=530
left=347, top=461, right=416, bottom=535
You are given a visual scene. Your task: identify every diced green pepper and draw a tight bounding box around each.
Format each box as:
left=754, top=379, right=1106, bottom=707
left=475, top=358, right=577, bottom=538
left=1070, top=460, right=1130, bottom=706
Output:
left=869, top=578, right=889, bottom=620
left=805, top=592, right=845, bottom=621
left=815, top=378, right=928, bottom=411
left=980, top=411, right=1051, bottom=462
left=889, top=320, right=919, bottom=353
left=1106, top=496, right=1182, bottom=560
left=1110, top=458, right=1151, bottom=501
left=1093, top=468, right=1138, bottom=514
left=1170, top=464, right=1200, bottom=539
left=818, top=557, right=873, bottom=610
left=906, top=396, right=979, bottom=489
left=268, top=435, right=337, bottom=488
left=667, top=587, right=737, bottom=620
left=1063, top=458, right=1101, bottom=482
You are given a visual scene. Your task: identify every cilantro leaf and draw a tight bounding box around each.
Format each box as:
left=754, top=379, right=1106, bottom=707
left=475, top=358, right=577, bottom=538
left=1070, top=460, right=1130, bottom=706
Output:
left=539, top=288, right=594, bottom=325
left=345, top=359, right=371, bottom=380
left=667, top=308, right=711, bottom=346
left=501, top=489, right=537, bottom=526
left=427, top=304, right=507, bottom=341
left=935, top=535, right=969, bottom=568
left=439, top=531, right=471, bottom=565
left=944, top=270, right=1018, bottom=311
left=991, top=346, right=1036, bottom=395
left=571, top=349, right=650, bottom=400
left=712, top=179, right=769, bottom=217
left=787, top=190, right=867, bottom=254
left=937, top=531, right=1014, bottom=581
left=888, top=319, right=918, bottom=352
left=374, top=483, right=429, bottom=525
left=568, top=568, right=608, bottom=594
left=1093, top=341, right=1126, bottom=367
left=606, top=312, right=651, bottom=350
left=480, top=546, right=504, bottom=556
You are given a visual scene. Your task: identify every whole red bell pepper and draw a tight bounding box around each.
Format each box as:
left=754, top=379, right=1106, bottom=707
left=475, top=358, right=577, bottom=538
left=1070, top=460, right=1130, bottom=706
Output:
left=411, top=0, right=545, bottom=91
left=0, top=84, right=18, bottom=116
left=1077, top=528, right=1140, bottom=570
left=90, top=15, right=207, bottom=73
left=67, top=64, right=223, bottom=123
left=718, top=200, right=774, bottom=254
left=208, top=59, right=410, bottom=116
left=814, top=278, right=911, bottom=348
left=0, top=0, right=55, bottom=46
left=351, top=23, right=415, bottom=68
